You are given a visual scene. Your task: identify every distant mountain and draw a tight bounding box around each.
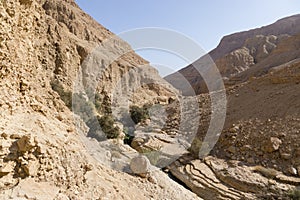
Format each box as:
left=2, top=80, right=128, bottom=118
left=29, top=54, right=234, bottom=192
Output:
left=165, top=14, right=300, bottom=95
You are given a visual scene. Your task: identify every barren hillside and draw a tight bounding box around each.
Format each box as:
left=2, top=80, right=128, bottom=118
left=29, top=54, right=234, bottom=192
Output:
left=169, top=58, right=300, bottom=200
left=165, top=14, right=300, bottom=95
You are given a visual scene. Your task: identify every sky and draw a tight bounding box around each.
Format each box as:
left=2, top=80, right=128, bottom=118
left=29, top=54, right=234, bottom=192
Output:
left=75, top=0, right=300, bottom=76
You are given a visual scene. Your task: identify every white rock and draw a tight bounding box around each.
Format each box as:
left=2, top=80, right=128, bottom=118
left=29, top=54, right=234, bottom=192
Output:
left=130, top=155, right=150, bottom=176
left=11, top=178, right=60, bottom=200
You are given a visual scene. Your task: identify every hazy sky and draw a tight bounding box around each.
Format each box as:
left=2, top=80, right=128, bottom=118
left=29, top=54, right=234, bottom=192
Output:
left=75, top=1, right=300, bottom=76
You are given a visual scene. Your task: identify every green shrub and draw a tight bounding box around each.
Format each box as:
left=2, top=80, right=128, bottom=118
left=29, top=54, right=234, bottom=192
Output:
left=86, top=117, right=106, bottom=141
left=130, top=105, right=150, bottom=124
left=289, top=188, right=300, bottom=200
left=98, top=115, right=120, bottom=139
left=51, top=81, right=121, bottom=140
left=123, top=126, right=134, bottom=145
left=94, top=93, right=102, bottom=110
left=87, top=114, right=120, bottom=140
left=188, top=137, right=202, bottom=155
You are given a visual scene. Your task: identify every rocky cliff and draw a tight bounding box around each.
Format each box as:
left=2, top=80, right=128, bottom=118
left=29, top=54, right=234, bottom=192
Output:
left=165, top=14, right=300, bottom=94
left=0, top=0, right=201, bottom=199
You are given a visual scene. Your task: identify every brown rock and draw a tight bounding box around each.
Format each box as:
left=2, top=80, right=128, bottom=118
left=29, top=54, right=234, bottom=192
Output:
left=131, top=137, right=145, bottom=151
left=10, top=134, right=21, bottom=139
left=16, top=135, right=35, bottom=153
left=1, top=132, right=8, bottom=139
left=262, top=137, right=282, bottom=153
left=0, top=0, right=202, bottom=199
left=165, top=15, right=300, bottom=95
left=247, top=157, right=255, bottom=164
left=147, top=175, right=157, bottom=184
left=280, top=152, right=292, bottom=160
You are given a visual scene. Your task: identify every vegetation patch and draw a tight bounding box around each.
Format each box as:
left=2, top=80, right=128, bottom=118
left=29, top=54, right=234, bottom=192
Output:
left=129, top=105, right=150, bottom=124
left=288, top=187, right=300, bottom=200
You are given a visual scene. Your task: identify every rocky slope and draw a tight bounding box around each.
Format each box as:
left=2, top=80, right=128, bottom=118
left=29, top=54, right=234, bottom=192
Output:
left=0, top=0, right=201, bottom=199
left=165, top=14, right=300, bottom=94
left=168, top=59, right=300, bottom=199
left=164, top=15, right=300, bottom=198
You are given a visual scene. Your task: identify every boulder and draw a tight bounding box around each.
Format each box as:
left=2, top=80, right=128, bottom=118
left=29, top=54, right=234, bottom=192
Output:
left=130, top=155, right=150, bottom=177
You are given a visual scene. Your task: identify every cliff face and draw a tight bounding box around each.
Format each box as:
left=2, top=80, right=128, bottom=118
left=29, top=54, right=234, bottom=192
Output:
left=210, top=14, right=300, bottom=61
left=0, top=1, right=200, bottom=199
left=165, top=14, right=300, bottom=95
left=0, top=0, right=178, bottom=140
left=1, top=0, right=176, bottom=107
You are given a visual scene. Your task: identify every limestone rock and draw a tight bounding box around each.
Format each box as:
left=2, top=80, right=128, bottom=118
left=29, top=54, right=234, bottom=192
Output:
left=23, top=159, right=39, bottom=176
left=0, top=161, right=15, bottom=177
left=1, top=0, right=300, bottom=199
left=169, top=156, right=256, bottom=199
left=229, top=125, right=240, bottom=134
left=169, top=156, right=297, bottom=199
left=216, top=47, right=255, bottom=78
left=280, top=152, right=292, bottom=160
left=288, top=167, right=298, bottom=176
left=11, top=178, right=60, bottom=199
left=130, top=155, right=150, bottom=176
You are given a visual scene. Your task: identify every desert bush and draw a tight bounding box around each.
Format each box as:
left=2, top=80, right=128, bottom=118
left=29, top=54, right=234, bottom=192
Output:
left=87, top=114, right=120, bottom=140
left=143, top=150, right=161, bottom=166
left=188, top=137, right=202, bottom=155
left=51, top=81, right=120, bottom=140
left=289, top=187, right=300, bottom=200
left=130, top=105, right=150, bottom=124
left=86, top=117, right=106, bottom=141
left=98, top=115, right=120, bottom=139
left=123, top=126, right=134, bottom=145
